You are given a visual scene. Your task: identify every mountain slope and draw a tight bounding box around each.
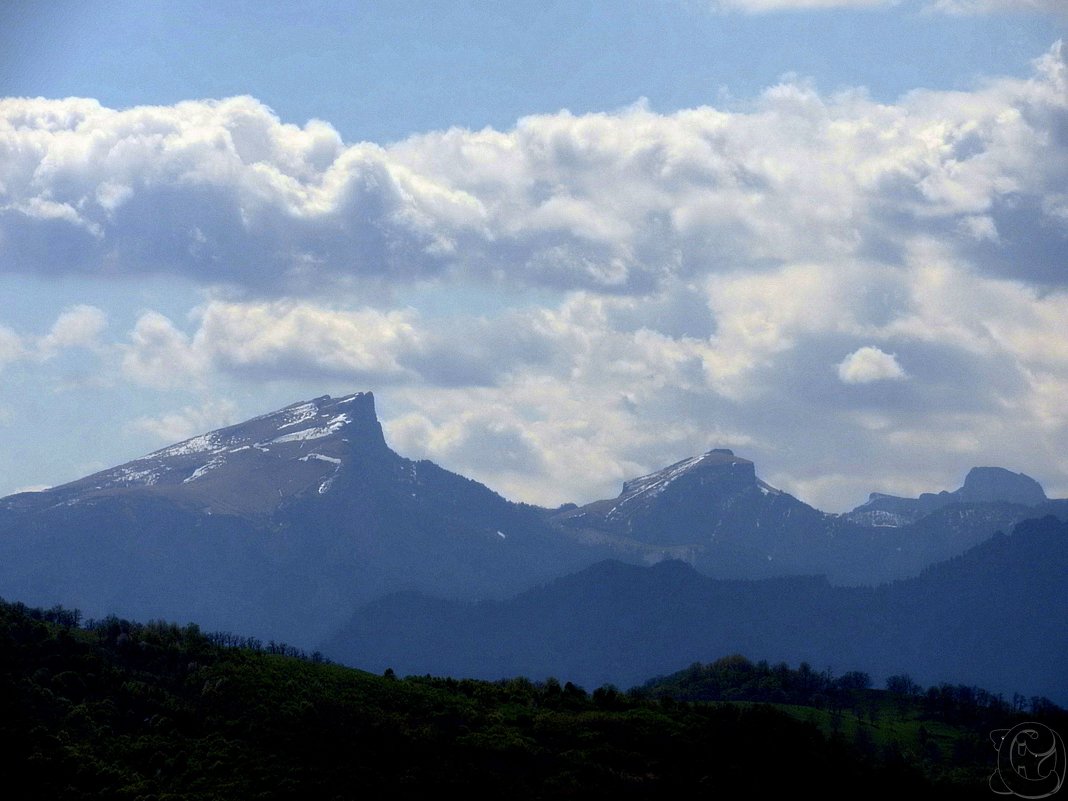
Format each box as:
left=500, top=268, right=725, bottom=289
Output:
left=2, top=393, right=389, bottom=519
left=0, top=392, right=608, bottom=646
left=553, top=449, right=839, bottom=578
left=323, top=515, right=1068, bottom=703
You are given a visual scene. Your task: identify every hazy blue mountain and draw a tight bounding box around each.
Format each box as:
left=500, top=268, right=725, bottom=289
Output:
left=553, top=450, right=830, bottom=570
left=554, top=449, right=1063, bottom=583
left=845, top=466, right=1048, bottom=527
left=1, top=390, right=1064, bottom=652
left=323, top=515, right=1068, bottom=704
left=0, top=392, right=609, bottom=646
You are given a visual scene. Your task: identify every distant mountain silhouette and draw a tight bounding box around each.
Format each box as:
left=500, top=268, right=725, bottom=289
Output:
left=324, top=515, right=1068, bottom=704
left=846, top=466, right=1048, bottom=527
left=0, top=389, right=1064, bottom=657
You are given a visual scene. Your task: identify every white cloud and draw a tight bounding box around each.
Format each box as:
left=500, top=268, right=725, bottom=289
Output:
left=4, top=45, right=1068, bottom=511
left=36, top=304, right=108, bottom=359
left=194, top=300, right=421, bottom=382
left=837, top=346, right=908, bottom=383
left=0, top=42, right=1065, bottom=296
left=957, top=214, right=999, bottom=242
left=104, top=241, right=1068, bottom=508
left=121, top=311, right=205, bottom=389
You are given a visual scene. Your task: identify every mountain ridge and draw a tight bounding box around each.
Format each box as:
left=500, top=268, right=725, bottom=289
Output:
left=323, top=514, right=1068, bottom=703
left=1, top=389, right=1064, bottom=650
left=845, top=466, right=1048, bottom=527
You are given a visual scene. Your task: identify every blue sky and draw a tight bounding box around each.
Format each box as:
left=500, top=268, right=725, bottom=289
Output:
left=2, top=1, right=1061, bottom=142
left=1, top=0, right=1067, bottom=509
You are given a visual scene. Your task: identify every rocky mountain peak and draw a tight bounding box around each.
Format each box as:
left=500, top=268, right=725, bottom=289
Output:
left=618, top=450, right=756, bottom=500
left=956, top=467, right=1047, bottom=506
left=14, top=391, right=391, bottom=515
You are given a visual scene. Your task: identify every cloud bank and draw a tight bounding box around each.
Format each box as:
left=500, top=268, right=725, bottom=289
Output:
left=2, top=42, right=1065, bottom=297
left=2, top=43, right=1067, bottom=509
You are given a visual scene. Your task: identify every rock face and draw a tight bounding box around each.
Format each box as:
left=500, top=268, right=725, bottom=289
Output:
left=956, top=467, right=1047, bottom=506
left=556, top=449, right=778, bottom=545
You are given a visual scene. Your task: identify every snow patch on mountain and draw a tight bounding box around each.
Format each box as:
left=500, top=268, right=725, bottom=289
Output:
left=184, top=455, right=227, bottom=483
left=299, top=452, right=344, bottom=495
left=150, top=433, right=222, bottom=459
left=274, top=402, right=321, bottom=430
left=112, top=465, right=163, bottom=486
left=300, top=454, right=342, bottom=465
left=270, top=414, right=351, bottom=445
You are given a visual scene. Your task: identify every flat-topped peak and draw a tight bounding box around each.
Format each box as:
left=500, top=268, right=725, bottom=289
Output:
left=619, top=449, right=756, bottom=500
left=958, top=466, right=1046, bottom=506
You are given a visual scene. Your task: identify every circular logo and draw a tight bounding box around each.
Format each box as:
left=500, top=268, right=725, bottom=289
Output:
left=990, top=722, right=1065, bottom=799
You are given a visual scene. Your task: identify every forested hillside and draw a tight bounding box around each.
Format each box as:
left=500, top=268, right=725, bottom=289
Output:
left=4, top=599, right=1061, bottom=798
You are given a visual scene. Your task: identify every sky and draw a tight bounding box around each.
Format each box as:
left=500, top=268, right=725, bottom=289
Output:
left=1, top=0, right=1067, bottom=511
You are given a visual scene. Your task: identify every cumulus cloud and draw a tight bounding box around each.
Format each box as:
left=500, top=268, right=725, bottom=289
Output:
left=36, top=304, right=108, bottom=359
left=1, top=42, right=1065, bottom=296
left=118, top=296, right=577, bottom=392
left=0, top=306, right=111, bottom=372
left=103, top=232, right=1068, bottom=507
left=5, top=44, right=1068, bottom=509
left=837, top=346, right=907, bottom=383
left=121, top=311, right=205, bottom=389
left=192, top=301, right=421, bottom=382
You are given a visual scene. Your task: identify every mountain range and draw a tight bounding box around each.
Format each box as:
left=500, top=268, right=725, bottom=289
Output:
left=0, top=391, right=1063, bottom=699
left=325, top=515, right=1068, bottom=702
